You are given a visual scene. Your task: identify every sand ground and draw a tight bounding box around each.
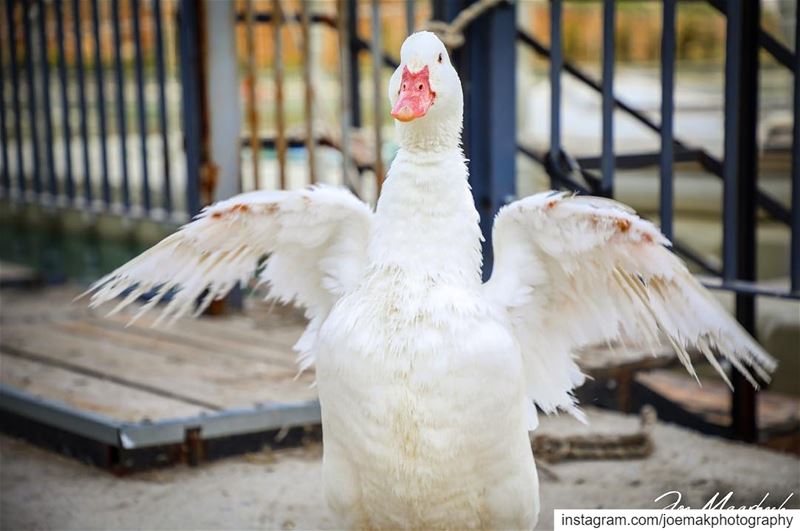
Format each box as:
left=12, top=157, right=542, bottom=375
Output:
left=2, top=408, right=798, bottom=531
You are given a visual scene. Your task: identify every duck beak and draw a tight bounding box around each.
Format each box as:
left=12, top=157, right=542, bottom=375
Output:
left=391, top=66, right=435, bottom=122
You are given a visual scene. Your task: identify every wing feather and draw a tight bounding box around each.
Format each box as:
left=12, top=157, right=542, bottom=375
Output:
left=85, top=185, right=373, bottom=364
left=485, top=191, right=776, bottom=421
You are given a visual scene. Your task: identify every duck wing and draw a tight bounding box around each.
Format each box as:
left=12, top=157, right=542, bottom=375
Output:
left=484, top=191, right=775, bottom=422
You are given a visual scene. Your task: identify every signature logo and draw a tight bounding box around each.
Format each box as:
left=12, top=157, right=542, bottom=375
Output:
left=655, top=490, right=795, bottom=510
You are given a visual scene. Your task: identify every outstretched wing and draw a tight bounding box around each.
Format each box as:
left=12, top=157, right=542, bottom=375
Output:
left=484, top=191, right=775, bottom=421
left=85, top=186, right=373, bottom=368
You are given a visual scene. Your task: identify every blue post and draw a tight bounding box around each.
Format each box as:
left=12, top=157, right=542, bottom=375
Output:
left=37, top=0, right=57, bottom=199
left=153, top=0, right=172, bottom=213
left=132, top=0, right=151, bottom=212
left=549, top=0, right=562, bottom=188
left=791, top=4, right=800, bottom=294
left=600, top=0, right=615, bottom=198
left=723, top=0, right=760, bottom=443
left=0, top=5, right=10, bottom=194
left=22, top=1, right=42, bottom=196
left=90, top=0, right=110, bottom=206
left=179, top=0, right=202, bottom=217
left=55, top=0, right=74, bottom=202
left=660, top=0, right=676, bottom=241
left=437, top=0, right=516, bottom=279
left=111, top=0, right=130, bottom=211
left=72, top=0, right=92, bottom=205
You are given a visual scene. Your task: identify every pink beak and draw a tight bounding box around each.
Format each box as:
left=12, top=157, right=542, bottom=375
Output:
left=391, top=66, right=436, bottom=122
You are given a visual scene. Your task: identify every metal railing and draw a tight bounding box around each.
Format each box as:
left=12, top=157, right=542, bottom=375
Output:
left=1, top=0, right=201, bottom=220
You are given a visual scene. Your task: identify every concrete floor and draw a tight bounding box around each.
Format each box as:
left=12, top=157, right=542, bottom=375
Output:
left=2, top=408, right=798, bottom=530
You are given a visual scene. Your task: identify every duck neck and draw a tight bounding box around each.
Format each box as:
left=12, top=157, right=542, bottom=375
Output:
left=369, top=146, right=483, bottom=286
left=395, top=110, right=463, bottom=154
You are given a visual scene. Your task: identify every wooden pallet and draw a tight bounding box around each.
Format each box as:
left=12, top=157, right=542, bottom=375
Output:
left=0, top=285, right=319, bottom=470
left=634, top=370, right=800, bottom=443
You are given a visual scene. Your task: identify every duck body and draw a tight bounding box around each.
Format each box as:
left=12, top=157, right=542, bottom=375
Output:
left=316, top=148, right=539, bottom=529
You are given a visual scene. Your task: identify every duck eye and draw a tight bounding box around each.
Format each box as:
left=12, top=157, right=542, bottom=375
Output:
left=418, top=83, right=424, bottom=91
left=437, top=53, right=443, bottom=63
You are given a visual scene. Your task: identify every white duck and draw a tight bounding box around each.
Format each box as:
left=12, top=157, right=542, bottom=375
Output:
left=88, top=32, right=774, bottom=530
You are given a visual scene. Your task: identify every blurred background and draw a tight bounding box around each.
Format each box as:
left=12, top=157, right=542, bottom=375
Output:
left=0, top=0, right=798, bottom=528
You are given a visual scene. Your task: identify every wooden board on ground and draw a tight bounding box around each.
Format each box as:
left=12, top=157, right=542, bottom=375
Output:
left=635, top=369, right=800, bottom=434
left=0, top=285, right=314, bottom=424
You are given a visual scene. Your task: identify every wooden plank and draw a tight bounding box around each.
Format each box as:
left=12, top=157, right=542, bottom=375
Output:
left=97, top=310, right=303, bottom=367
left=76, top=316, right=299, bottom=369
left=0, top=324, right=317, bottom=410
left=0, top=354, right=209, bottom=422
left=635, top=370, right=800, bottom=430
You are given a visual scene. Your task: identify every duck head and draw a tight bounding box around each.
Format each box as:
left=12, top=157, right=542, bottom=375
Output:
left=388, top=31, right=463, bottom=151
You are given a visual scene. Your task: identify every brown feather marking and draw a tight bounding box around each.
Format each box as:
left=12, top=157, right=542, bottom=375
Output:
left=211, top=212, right=223, bottom=219
left=615, top=218, right=631, bottom=233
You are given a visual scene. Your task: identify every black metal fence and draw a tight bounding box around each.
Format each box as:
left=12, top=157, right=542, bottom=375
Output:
left=0, top=0, right=201, bottom=220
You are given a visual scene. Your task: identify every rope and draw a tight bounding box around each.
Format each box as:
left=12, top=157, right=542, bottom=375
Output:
left=532, top=406, right=658, bottom=464
left=422, top=0, right=509, bottom=49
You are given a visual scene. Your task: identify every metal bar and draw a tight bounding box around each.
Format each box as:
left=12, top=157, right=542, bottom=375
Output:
left=111, top=0, right=129, bottom=210
left=576, top=149, right=699, bottom=170
left=54, top=0, right=74, bottom=202
left=517, top=27, right=792, bottom=228
left=6, top=0, right=24, bottom=197
left=726, top=0, right=760, bottom=443
left=659, top=0, right=676, bottom=241
left=152, top=0, right=171, bottom=212
left=37, top=0, right=57, bottom=199
left=338, top=0, right=358, bottom=196
left=179, top=0, right=202, bottom=217
left=346, top=0, right=361, bottom=127
left=600, top=0, right=614, bottom=197
left=722, top=0, right=742, bottom=283
left=458, top=0, right=516, bottom=278
left=131, top=0, right=150, bottom=212
left=0, top=5, right=10, bottom=194
left=370, top=0, right=383, bottom=197
left=119, top=400, right=321, bottom=449
left=72, top=0, right=92, bottom=205
left=705, top=0, right=795, bottom=71
left=90, top=0, right=110, bottom=206
left=406, top=0, right=414, bottom=35
left=245, top=0, right=259, bottom=189
left=791, top=4, right=800, bottom=294
left=273, top=0, right=287, bottom=190
left=23, top=0, right=42, bottom=196
left=548, top=0, right=562, bottom=187
left=0, top=385, right=121, bottom=446
left=700, top=278, right=800, bottom=301
left=300, top=0, right=316, bottom=185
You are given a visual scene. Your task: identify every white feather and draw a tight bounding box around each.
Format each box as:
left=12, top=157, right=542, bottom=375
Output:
left=485, top=191, right=776, bottom=421
left=84, top=185, right=373, bottom=363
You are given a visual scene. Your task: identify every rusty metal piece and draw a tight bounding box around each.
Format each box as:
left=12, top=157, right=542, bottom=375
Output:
left=273, top=0, right=287, bottom=189
left=300, top=0, right=316, bottom=185
left=245, top=0, right=260, bottom=189
left=184, top=427, right=204, bottom=466
left=337, top=0, right=360, bottom=196
left=370, top=0, right=384, bottom=198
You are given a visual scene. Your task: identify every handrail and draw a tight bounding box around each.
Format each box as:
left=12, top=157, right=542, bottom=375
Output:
left=516, top=28, right=791, bottom=227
